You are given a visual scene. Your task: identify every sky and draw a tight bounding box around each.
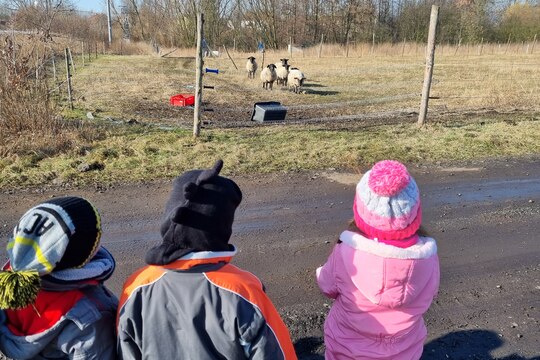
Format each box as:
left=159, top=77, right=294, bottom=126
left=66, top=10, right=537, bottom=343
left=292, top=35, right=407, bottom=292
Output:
left=73, top=0, right=107, bottom=13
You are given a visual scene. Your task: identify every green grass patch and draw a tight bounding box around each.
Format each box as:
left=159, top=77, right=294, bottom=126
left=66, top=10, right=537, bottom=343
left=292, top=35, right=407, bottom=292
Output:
left=1, top=116, right=539, bottom=189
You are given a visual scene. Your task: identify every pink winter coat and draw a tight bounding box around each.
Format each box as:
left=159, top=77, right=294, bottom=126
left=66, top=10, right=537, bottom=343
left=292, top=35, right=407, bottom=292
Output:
left=316, top=230, right=440, bottom=360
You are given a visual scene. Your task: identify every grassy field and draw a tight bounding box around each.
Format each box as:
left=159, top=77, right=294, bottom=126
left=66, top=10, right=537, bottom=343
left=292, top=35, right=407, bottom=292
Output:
left=67, top=44, right=540, bottom=121
left=1, top=43, right=540, bottom=189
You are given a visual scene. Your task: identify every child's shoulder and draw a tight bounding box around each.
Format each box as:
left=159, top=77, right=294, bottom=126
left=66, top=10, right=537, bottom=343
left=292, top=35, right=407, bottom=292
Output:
left=206, top=263, right=264, bottom=293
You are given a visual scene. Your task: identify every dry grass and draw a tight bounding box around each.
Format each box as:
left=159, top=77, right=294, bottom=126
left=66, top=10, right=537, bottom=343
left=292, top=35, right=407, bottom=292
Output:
left=69, top=42, right=540, bottom=124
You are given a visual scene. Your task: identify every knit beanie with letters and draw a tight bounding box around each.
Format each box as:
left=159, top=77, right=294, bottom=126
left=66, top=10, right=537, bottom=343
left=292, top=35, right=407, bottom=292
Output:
left=145, top=160, right=243, bottom=265
left=0, top=196, right=102, bottom=310
left=353, top=160, right=422, bottom=248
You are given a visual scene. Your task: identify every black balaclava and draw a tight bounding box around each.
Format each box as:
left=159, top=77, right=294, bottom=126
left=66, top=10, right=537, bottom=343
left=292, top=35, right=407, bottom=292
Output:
left=145, top=160, right=243, bottom=265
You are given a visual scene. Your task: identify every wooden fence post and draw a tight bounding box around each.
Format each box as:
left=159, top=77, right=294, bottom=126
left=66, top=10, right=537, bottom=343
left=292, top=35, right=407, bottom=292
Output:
left=68, top=48, right=76, bottom=72
left=318, top=34, right=324, bottom=58
left=193, top=12, right=204, bottom=137
left=505, top=35, right=511, bottom=54
left=81, top=41, right=85, bottom=67
left=289, top=36, right=293, bottom=58
left=51, top=51, right=57, bottom=83
left=417, top=5, right=439, bottom=127
left=224, top=45, right=238, bottom=70
left=454, top=37, right=461, bottom=56
left=531, top=34, right=537, bottom=54
left=478, top=38, right=483, bottom=55
left=65, top=48, right=73, bottom=110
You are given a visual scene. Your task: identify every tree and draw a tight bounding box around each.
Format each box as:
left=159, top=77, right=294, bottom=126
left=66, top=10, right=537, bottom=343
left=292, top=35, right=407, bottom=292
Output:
left=497, top=3, right=540, bottom=42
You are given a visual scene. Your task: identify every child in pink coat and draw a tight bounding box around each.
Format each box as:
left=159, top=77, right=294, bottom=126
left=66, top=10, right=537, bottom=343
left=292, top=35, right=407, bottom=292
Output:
left=317, top=160, right=440, bottom=360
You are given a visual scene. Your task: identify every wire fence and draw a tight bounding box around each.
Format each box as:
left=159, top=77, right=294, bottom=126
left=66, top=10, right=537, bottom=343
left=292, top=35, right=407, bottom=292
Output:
left=23, top=42, right=540, bottom=130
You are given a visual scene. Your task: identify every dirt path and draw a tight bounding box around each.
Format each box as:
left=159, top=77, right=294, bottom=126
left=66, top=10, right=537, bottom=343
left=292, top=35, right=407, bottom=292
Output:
left=1, top=157, right=539, bottom=359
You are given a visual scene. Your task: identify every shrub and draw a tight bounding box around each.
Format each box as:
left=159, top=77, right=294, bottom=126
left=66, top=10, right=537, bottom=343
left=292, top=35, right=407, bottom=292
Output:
left=0, top=35, right=97, bottom=158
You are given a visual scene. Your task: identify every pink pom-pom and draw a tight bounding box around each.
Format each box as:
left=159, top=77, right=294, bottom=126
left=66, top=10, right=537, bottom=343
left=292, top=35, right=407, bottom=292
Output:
left=368, top=160, right=410, bottom=196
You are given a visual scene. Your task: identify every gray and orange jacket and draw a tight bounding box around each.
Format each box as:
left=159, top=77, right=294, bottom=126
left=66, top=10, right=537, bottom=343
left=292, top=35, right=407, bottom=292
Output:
left=117, top=248, right=297, bottom=359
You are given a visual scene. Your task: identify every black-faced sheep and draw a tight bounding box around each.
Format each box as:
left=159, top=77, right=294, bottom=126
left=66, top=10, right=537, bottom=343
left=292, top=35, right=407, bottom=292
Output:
left=260, top=64, right=277, bottom=90
left=274, top=58, right=289, bottom=68
left=287, top=68, right=306, bottom=94
left=246, top=56, right=257, bottom=79
left=276, top=64, right=290, bottom=86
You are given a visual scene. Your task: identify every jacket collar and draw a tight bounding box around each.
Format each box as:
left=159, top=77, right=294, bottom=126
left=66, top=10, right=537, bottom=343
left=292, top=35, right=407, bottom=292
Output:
left=340, top=231, right=437, bottom=260
left=161, top=246, right=237, bottom=270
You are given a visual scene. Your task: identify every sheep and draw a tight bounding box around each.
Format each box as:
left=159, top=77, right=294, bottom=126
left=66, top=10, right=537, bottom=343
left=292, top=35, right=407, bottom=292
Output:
left=276, top=64, right=290, bottom=86
left=274, top=58, right=289, bottom=68
left=287, top=67, right=306, bottom=94
left=246, top=56, right=257, bottom=79
left=260, top=64, right=277, bottom=90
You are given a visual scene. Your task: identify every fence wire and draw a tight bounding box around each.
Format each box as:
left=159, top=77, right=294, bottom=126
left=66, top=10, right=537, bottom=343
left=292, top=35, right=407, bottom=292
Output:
left=38, top=50, right=540, bottom=128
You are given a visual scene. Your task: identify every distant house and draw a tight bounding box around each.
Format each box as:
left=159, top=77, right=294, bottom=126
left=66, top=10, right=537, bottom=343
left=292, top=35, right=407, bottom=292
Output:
left=226, top=20, right=261, bottom=30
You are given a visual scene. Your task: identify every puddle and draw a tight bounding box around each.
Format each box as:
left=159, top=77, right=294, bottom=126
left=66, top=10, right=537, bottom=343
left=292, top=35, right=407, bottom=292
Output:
left=425, top=178, right=540, bottom=205
left=321, top=172, right=361, bottom=185
left=440, top=167, right=482, bottom=172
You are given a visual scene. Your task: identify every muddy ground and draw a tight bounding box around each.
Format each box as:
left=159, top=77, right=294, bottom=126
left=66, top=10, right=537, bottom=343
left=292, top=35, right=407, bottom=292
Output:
left=0, top=157, right=539, bottom=359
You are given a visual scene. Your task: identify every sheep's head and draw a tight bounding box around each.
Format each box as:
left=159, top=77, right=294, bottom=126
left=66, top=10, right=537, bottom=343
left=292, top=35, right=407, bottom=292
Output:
left=267, top=64, right=276, bottom=70
left=247, top=56, right=255, bottom=61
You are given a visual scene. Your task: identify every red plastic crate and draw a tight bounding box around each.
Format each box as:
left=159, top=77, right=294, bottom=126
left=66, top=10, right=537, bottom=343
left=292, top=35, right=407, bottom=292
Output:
left=170, top=94, right=195, bottom=106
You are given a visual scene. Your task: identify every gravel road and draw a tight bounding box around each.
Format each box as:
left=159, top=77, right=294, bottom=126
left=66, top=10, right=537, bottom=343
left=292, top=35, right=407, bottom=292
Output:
left=1, top=157, right=539, bottom=359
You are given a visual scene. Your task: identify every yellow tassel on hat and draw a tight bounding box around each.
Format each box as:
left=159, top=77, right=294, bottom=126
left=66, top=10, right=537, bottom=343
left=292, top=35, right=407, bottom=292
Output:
left=0, top=269, right=41, bottom=310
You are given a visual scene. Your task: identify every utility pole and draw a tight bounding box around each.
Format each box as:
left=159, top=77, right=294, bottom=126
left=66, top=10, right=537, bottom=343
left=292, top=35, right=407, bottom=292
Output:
left=107, top=0, right=113, bottom=44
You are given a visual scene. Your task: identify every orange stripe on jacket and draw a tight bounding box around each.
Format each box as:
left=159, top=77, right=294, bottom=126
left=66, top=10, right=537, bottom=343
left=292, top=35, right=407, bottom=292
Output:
left=116, top=256, right=234, bottom=327
left=205, top=264, right=298, bottom=360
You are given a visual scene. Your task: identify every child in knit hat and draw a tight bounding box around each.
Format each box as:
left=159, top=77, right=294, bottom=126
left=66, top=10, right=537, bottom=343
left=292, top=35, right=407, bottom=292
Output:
left=117, top=160, right=297, bottom=360
left=0, top=196, right=118, bottom=359
left=317, top=160, right=440, bottom=360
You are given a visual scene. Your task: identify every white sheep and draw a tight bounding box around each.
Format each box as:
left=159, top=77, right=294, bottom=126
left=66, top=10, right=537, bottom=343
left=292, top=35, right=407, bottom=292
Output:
left=260, top=64, right=277, bottom=90
left=246, top=56, right=257, bottom=79
left=276, top=64, right=290, bottom=86
left=287, top=68, right=306, bottom=94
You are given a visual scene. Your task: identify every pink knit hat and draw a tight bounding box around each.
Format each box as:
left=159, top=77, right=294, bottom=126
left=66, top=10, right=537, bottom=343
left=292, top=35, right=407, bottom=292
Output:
left=353, top=160, right=422, bottom=248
